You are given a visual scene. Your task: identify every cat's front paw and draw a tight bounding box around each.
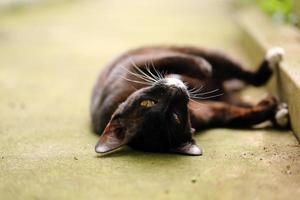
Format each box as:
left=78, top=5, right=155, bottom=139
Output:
left=265, top=47, right=285, bottom=68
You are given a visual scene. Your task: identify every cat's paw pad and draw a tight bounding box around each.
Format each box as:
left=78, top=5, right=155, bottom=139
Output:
left=265, top=47, right=285, bottom=68
left=275, top=103, right=289, bottom=128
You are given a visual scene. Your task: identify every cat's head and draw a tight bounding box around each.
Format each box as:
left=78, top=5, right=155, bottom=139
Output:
left=95, top=77, right=202, bottom=156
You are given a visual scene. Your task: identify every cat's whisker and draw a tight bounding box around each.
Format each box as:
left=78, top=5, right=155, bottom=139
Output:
left=120, top=65, right=155, bottom=84
left=123, top=70, right=154, bottom=84
left=152, top=68, right=160, bottom=80
left=119, top=67, right=154, bottom=84
left=198, top=88, right=220, bottom=95
left=188, top=85, right=204, bottom=95
left=120, top=76, right=152, bottom=85
left=132, top=65, right=157, bottom=83
left=148, top=59, right=163, bottom=82
left=188, top=84, right=204, bottom=92
left=150, top=59, right=161, bottom=80
left=156, top=68, right=164, bottom=80
left=129, top=58, right=158, bottom=82
left=158, top=70, right=165, bottom=80
left=153, top=65, right=163, bottom=80
left=134, top=72, right=156, bottom=83
left=191, top=93, right=224, bottom=100
left=192, top=88, right=220, bottom=97
left=150, top=59, right=165, bottom=80
left=145, top=64, right=160, bottom=82
left=188, top=86, right=222, bottom=99
left=189, top=88, right=201, bottom=94
left=131, top=66, right=157, bottom=83
left=127, top=58, right=155, bottom=83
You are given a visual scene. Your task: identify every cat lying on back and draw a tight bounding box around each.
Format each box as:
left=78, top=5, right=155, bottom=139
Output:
left=91, top=46, right=289, bottom=156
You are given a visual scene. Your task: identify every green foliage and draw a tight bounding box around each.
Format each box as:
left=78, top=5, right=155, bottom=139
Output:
left=239, top=0, right=298, bottom=25
left=260, top=0, right=292, bottom=15
left=259, top=0, right=296, bottom=24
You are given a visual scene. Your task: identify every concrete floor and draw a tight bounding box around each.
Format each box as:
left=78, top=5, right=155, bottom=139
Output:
left=0, top=0, right=299, bottom=199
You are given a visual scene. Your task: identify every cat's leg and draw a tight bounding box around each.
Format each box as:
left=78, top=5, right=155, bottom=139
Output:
left=172, top=47, right=284, bottom=86
left=211, top=47, right=284, bottom=86
left=129, top=52, right=213, bottom=80
left=241, top=47, right=284, bottom=86
left=189, top=95, right=289, bottom=130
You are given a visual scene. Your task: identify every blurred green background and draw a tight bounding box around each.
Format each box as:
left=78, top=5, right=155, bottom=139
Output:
left=240, top=0, right=299, bottom=25
left=1, top=0, right=299, bottom=25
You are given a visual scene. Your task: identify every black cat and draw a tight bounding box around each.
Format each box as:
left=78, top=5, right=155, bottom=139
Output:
left=91, top=46, right=289, bottom=156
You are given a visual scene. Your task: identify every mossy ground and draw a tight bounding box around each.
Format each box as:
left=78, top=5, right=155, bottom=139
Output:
left=0, top=0, right=299, bottom=199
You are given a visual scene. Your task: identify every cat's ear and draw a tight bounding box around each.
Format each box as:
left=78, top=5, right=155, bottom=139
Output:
left=95, top=119, right=128, bottom=153
left=170, top=142, right=203, bottom=156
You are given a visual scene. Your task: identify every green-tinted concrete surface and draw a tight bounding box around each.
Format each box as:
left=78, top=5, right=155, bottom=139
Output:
left=0, top=1, right=300, bottom=199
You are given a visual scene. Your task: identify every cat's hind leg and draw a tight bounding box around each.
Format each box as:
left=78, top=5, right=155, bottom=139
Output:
left=211, top=47, right=284, bottom=86
left=189, top=95, right=289, bottom=130
left=246, top=47, right=285, bottom=86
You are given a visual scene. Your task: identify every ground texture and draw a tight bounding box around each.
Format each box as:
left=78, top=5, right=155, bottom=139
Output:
left=0, top=0, right=299, bottom=199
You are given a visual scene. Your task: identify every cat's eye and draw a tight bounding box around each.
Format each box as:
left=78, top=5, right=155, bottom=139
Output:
left=173, top=113, right=181, bottom=124
left=140, top=100, right=156, bottom=107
